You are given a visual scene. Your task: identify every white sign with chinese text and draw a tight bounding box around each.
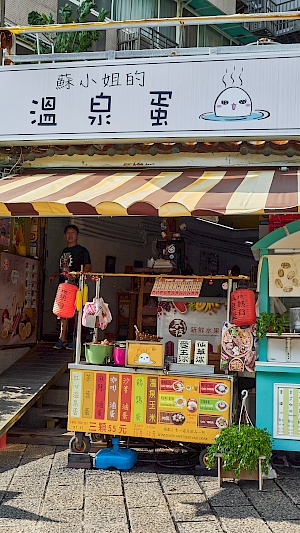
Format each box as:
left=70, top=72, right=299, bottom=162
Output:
left=2, top=51, right=300, bottom=144
left=177, top=339, right=192, bottom=364
left=194, top=340, right=209, bottom=365
left=274, top=383, right=300, bottom=440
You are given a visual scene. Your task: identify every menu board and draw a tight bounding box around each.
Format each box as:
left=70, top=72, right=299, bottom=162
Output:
left=151, top=278, right=203, bottom=298
left=274, top=383, right=300, bottom=440
left=68, top=369, right=232, bottom=444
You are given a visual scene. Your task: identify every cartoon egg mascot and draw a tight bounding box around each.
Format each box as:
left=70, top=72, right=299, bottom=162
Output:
left=135, top=352, right=155, bottom=365
left=214, top=87, right=252, bottom=118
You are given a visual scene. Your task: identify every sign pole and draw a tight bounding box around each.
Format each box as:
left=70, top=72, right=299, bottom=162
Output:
left=0, top=1, right=5, bottom=65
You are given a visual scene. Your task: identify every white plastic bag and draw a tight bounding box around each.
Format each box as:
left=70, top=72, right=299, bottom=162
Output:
left=95, top=297, right=112, bottom=330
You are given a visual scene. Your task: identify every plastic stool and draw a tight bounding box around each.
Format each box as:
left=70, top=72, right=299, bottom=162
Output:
left=94, top=437, right=137, bottom=471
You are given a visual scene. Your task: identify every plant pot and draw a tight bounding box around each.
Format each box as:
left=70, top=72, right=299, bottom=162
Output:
left=84, top=343, right=113, bottom=365
left=215, top=453, right=266, bottom=491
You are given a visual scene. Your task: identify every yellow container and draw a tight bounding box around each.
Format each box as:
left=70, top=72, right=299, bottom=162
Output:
left=126, top=341, right=164, bottom=368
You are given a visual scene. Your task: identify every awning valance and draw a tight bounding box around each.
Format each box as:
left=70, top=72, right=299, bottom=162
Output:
left=0, top=167, right=299, bottom=217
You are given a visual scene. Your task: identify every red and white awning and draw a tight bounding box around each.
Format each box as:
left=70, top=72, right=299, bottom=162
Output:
left=0, top=167, right=299, bottom=217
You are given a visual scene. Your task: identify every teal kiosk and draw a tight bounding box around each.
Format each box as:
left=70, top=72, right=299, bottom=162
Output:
left=253, top=220, right=300, bottom=452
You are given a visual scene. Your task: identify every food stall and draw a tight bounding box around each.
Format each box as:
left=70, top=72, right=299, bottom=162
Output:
left=66, top=270, right=250, bottom=467
left=253, top=219, right=300, bottom=452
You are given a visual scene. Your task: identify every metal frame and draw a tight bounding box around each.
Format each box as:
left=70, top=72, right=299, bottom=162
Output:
left=5, top=42, right=300, bottom=64
left=2, top=11, right=300, bottom=65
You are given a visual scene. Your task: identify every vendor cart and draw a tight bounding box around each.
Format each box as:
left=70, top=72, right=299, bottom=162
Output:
left=67, top=271, right=238, bottom=467
left=253, top=219, right=300, bottom=452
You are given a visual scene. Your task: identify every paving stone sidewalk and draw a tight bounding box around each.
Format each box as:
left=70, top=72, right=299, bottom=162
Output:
left=0, top=443, right=300, bottom=532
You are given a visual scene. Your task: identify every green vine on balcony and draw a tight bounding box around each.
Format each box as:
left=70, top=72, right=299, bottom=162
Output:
left=28, top=1, right=108, bottom=54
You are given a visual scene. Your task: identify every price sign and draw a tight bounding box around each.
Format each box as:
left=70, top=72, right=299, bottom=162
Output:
left=151, top=278, right=203, bottom=298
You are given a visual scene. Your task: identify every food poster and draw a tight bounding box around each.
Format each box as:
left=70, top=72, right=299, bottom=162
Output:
left=221, top=322, right=257, bottom=373
left=68, top=369, right=232, bottom=443
left=0, top=218, right=11, bottom=250
left=30, top=218, right=40, bottom=258
left=157, top=300, right=226, bottom=358
left=0, top=252, right=39, bottom=345
left=267, top=254, right=300, bottom=297
left=11, top=218, right=27, bottom=255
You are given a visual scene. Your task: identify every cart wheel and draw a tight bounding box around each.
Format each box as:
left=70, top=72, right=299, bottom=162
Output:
left=91, top=433, right=104, bottom=442
left=199, top=448, right=215, bottom=469
left=69, top=435, right=91, bottom=453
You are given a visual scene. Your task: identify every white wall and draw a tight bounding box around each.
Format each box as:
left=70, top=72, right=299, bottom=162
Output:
left=6, top=0, right=58, bottom=26
left=211, top=0, right=236, bottom=15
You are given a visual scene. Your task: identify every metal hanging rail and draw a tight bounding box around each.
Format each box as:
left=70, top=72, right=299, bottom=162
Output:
left=2, top=12, right=300, bottom=35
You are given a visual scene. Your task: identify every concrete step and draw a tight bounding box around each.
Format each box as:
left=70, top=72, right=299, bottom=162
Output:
left=42, top=385, right=69, bottom=406
left=54, top=370, right=70, bottom=388
left=7, top=427, right=73, bottom=445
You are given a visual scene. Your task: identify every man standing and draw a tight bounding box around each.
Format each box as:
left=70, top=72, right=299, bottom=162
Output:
left=49, top=224, right=91, bottom=350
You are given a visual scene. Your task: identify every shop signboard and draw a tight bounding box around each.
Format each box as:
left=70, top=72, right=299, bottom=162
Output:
left=157, top=300, right=226, bottom=355
left=68, top=368, right=232, bottom=443
left=1, top=51, right=300, bottom=144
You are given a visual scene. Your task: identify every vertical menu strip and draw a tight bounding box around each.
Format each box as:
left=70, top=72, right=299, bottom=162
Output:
left=120, top=374, right=132, bottom=423
left=107, top=373, right=119, bottom=421
left=294, top=388, right=299, bottom=436
left=277, top=387, right=284, bottom=435
left=283, top=387, right=289, bottom=436
left=146, top=376, right=158, bottom=424
left=133, top=375, right=145, bottom=424
left=94, top=372, right=107, bottom=420
left=70, top=371, right=82, bottom=418
left=288, top=387, right=294, bottom=436
left=82, top=371, right=95, bottom=419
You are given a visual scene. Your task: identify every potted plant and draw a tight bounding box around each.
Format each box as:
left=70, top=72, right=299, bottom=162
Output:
left=206, top=423, right=273, bottom=480
left=256, top=312, right=289, bottom=339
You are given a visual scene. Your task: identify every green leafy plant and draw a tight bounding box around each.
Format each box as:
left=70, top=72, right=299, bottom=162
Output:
left=28, top=1, right=108, bottom=53
left=256, top=312, right=289, bottom=339
left=206, top=423, right=272, bottom=477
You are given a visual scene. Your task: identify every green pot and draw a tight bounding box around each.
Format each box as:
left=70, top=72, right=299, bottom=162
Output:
left=84, top=343, right=113, bottom=364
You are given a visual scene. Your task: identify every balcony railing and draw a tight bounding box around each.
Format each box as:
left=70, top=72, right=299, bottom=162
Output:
left=117, top=27, right=178, bottom=51
left=244, top=0, right=300, bottom=38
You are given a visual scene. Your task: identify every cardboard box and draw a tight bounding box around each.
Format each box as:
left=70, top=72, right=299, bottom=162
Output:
left=126, top=341, right=164, bottom=368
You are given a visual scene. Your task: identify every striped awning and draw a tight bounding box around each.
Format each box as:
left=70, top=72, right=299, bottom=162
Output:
left=0, top=167, right=299, bottom=217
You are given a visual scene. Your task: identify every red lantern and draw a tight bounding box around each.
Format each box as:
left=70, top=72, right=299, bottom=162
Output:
left=230, top=289, right=256, bottom=326
left=53, top=282, right=78, bottom=318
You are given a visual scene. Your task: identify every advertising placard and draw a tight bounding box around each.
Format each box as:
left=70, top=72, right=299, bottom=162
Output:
left=68, top=369, right=232, bottom=444
left=157, top=300, right=226, bottom=356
